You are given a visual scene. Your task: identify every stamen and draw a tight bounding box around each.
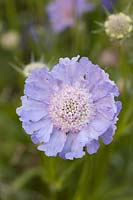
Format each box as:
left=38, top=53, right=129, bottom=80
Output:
left=49, top=85, right=95, bottom=132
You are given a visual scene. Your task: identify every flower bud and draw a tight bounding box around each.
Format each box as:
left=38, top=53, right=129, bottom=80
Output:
left=0, top=31, right=20, bottom=50
left=104, top=13, right=132, bottom=39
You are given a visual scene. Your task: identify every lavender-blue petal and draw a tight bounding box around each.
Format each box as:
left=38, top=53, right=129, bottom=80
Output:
left=18, top=109, right=48, bottom=122
left=31, top=135, right=40, bottom=144
left=24, top=67, right=57, bottom=102
left=22, top=118, right=52, bottom=135
left=51, top=55, right=80, bottom=85
left=101, top=125, right=116, bottom=144
left=31, top=122, right=53, bottom=144
left=65, top=134, right=86, bottom=160
left=60, top=131, right=87, bottom=160
left=65, top=150, right=85, bottom=160
left=91, top=112, right=112, bottom=133
left=87, top=140, right=100, bottom=154
left=95, top=94, right=117, bottom=121
left=116, top=101, right=122, bottom=114
left=59, top=133, right=76, bottom=159
left=38, top=129, right=67, bottom=156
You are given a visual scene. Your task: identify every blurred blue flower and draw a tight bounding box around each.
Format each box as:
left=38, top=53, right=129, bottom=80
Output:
left=101, top=0, right=117, bottom=12
left=28, top=25, right=39, bottom=42
left=46, top=0, right=94, bottom=32
left=17, top=56, right=122, bottom=160
left=28, top=24, right=46, bottom=42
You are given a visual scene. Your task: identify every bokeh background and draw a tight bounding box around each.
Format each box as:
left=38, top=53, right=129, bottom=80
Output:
left=0, top=0, right=133, bottom=199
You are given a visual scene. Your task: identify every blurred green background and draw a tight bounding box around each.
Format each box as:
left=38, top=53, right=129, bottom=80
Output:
left=0, top=0, right=133, bottom=199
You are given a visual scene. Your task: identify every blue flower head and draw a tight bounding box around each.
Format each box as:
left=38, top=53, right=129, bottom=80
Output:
left=17, top=56, right=122, bottom=160
left=46, top=0, right=94, bottom=32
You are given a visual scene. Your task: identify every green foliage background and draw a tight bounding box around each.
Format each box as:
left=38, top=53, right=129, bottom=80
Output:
left=0, top=0, right=132, bottom=199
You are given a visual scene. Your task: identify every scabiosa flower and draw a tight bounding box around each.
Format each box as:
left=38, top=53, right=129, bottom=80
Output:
left=104, top=13, right=133, bottom=40
left=46, top=0, right=94, bottom=32
left=16, top=56, right=122, bottom=160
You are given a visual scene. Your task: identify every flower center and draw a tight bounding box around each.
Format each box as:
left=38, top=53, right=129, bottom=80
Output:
left=49, top=85, right=95, bottom=132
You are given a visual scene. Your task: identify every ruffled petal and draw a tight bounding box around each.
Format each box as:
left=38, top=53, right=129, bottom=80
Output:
left=24, top=67, right=57, bottom=102
left=38, top=129, right=67, bottom=156
left=64, top=133, right=87, bottom=160
left=24, top=82, right=51, bottom=103
left=87, top=140, right=100, bottom=154
left=95, top=94, right=117, bottom=121
left=82, top=64, right=119, bottom=98
left=89, top=112, right=112, bottom=138
left=92, top=81, right=119, bottom=101
left=31, top=135, right=39, bottom=144
left=17, top=109, right=48, bottom=122
left=101, top=125, right=116, bottom=144
left=78, top=57, right=93, bottom=72
left=59, top=133, right=76, bottom=159
left=59, top=56, right=80, bottom=65
left=100, top=101, right=122, bottom=145
left=116, top=101, right=122, bottom=114
left=60, top=131, right=88, bottom=160
left=26, top=67, right=53, bottom=86
left=31, top=120, right=53, bottom=144
left=16, top=96, right=48, bottom=122
left=51, top=63, right=71, bottom=85
left=51, top=56, right=80, bottom=85
left=65, top=148, right=85, bottom=160
left=22, top=118, right=52, bottom=135
left=76, top=127, right=92, bottom=144
left=18, top=96, right=47, bottom=110
left=73, top=57, right=93, bottom=83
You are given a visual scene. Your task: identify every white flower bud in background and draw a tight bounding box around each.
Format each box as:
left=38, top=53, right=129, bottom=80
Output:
left=23, top=62, right=46, bottom=77
left=104, top=13, right=132, bottom=40
left=0, top=31, right=20, bottom=50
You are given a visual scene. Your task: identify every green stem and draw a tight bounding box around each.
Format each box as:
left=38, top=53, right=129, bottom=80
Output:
left=71, top=21, right=87, bottom=55
left=73, top=156, right=93, bottom=200
left=5, top=0, right=19, bottom=29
